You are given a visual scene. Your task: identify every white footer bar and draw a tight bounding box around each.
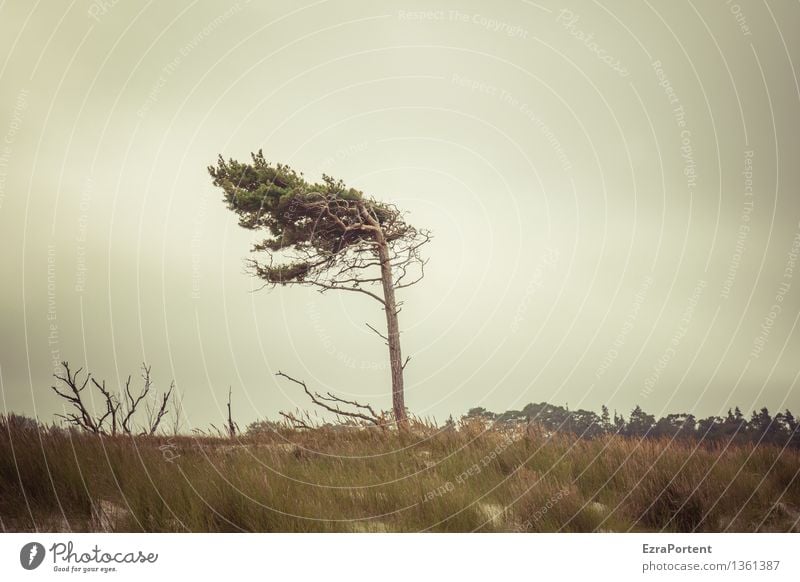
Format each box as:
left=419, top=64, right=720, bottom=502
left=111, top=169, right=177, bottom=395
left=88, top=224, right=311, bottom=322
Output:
left=1, top=533, right=795, bottom=580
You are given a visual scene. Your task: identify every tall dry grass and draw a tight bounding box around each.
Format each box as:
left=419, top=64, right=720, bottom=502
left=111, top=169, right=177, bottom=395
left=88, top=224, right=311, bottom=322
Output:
left=1, top=415, right=798, bottom=532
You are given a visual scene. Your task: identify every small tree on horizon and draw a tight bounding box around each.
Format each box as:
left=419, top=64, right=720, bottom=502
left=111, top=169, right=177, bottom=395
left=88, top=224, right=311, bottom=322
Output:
left=209, top=151, right=431, bottom=427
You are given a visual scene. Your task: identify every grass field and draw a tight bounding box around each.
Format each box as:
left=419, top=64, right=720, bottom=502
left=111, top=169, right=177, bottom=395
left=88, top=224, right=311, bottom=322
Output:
left=2, top=415, right=799, bottom=533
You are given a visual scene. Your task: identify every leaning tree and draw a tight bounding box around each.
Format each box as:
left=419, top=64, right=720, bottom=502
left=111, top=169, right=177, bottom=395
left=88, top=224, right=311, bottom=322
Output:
left=208, top=151, right=430, bottom=427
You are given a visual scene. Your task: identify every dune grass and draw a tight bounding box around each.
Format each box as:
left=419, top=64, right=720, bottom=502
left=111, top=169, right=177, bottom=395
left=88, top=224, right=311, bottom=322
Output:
left=1, top=415, right=798, bottom=533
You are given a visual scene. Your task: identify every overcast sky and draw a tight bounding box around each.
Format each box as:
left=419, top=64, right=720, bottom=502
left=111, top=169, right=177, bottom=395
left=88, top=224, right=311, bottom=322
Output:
left=1, top=0, right=799, bottom=430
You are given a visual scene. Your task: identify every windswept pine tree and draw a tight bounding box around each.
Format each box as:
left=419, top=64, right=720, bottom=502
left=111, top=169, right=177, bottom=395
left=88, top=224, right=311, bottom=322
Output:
left=209, top=152, right=431, bottom=427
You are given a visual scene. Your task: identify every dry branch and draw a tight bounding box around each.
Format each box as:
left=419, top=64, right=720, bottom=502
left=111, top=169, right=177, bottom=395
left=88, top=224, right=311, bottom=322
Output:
left=226, top=387, right=237, bottom=438
left=275, top=371, right=385, bottom=427
left=51, top=361, right=174, bottom=436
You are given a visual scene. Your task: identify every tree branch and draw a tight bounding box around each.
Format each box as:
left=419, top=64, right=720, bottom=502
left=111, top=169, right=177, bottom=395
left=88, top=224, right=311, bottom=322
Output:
left=51, top=362, right=99, bottom=433
left=365, top=322, right=388, bottom=343
left=275, top=371, right=383, bottom=426
left=148, top=381, right=173, bottom=435
left=306, top=280, right=386, bottom=305
left=226, top=387, right=237, bottom=438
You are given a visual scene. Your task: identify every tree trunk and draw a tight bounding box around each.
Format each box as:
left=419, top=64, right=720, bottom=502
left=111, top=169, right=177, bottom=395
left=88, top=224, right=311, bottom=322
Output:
left=376, top=237, right=408, bottom=428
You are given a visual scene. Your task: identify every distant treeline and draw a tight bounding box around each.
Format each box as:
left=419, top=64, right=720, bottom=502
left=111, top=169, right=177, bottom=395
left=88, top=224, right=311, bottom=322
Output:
left=466, top=403, right=800, bottom=447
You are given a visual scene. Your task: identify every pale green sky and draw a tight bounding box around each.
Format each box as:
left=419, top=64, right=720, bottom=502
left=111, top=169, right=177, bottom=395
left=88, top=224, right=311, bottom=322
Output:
left=1, top=0, right=799, bottom=430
